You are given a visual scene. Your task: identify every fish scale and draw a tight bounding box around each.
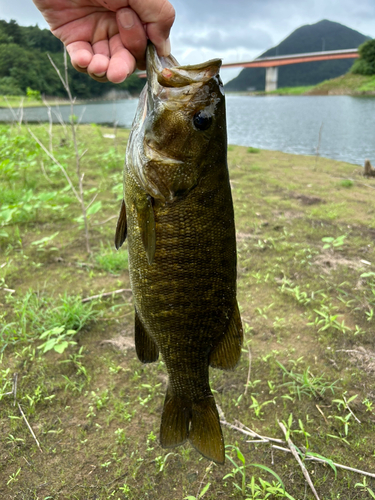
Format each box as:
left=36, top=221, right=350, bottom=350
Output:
left=115, top=43, right=243, bottom=464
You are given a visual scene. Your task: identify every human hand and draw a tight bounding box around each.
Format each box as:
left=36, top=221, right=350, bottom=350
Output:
left=33, top=0, right=175, bottom=83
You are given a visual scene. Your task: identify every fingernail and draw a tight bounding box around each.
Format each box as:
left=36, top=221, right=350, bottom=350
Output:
left=94, top=71, right=106, bottom=78
left=119, top=8, right=134, bottom=29
left=161, top=38, right=171, bottom=57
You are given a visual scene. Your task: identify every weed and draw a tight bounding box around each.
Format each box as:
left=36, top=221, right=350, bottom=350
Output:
left=224, top=445, right=293, bottom=498
left=37, top=326, right=77, bottom=354
left=95, top=242, right=128, bottom=274
left=277, top=360, right=338, bottom=399
left=322, top=234, right=347, bottom=249
left=355, top=477, right=375, bottom=498
left=247, top=147, right=260, bottom=154
left=340, top=179, right=354, bottom=188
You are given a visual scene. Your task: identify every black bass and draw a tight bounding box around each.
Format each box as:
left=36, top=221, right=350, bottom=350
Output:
left=115, top=43, right=243, bottom=464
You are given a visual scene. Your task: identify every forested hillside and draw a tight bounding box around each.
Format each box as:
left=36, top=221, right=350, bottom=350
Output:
left=226, top=20, right=371, bottom=91
left=0, top=19, right=144, bottom=99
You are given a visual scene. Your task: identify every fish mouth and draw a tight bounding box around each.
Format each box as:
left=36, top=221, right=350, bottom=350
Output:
left=146, top=42, right=222, bottom=99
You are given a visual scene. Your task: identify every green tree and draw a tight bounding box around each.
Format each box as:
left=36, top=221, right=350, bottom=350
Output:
left=351, top=39, right=375, bottom=75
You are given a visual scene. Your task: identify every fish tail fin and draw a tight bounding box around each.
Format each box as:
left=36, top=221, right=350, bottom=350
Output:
left=160, top=387, right=191, bottom=448
left=189, top=396, right=225, bottom=464
left=160, top=389, right=225, bottom=464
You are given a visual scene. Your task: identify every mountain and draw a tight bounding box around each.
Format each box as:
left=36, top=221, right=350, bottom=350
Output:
left=225, top=20, right=371, bottom=91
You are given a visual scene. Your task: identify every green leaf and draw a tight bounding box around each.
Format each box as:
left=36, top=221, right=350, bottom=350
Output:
left=0, top=229, right=9, bottom=238
left=236, top=448, right=245, bottom=465
left=305, top=452, right=337, bottom=479
left=199, top=482, right=211, bottom=498
left=54, top=341, right=69, bottom=353
left=248, top=464, right=285, bottom=492
left=87, top=200, right=102, bottom=216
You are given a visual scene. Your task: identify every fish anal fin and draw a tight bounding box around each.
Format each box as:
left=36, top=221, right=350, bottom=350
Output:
left=209, top=301, right=243, bottom=370
left=114, top=199, right=127, bottom=250
left=135, top=194, right=156, bottom=265
left=135, top=310, right=159, bottom=363
left=160, top=387, right=191, bottom=448
left=189, top=396, right=225, bottom=465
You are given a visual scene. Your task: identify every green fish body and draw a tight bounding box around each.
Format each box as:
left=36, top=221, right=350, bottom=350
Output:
left=115, top=44, right=243, bottom=464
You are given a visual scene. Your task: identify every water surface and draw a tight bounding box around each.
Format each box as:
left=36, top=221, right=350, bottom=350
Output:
left=0, top=95, right=374, bottom=166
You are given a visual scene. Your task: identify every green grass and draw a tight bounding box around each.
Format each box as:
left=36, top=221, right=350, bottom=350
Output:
left=1, top=124, right=375, bottom=499
left=308, top=73, right=375, bottom=95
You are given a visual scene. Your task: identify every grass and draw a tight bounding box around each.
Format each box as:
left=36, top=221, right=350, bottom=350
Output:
left=307, top=73, right=375, bottom=95
left=1, top=122, right=375, bottom=499
left=0, top=95, right=72, bottom=108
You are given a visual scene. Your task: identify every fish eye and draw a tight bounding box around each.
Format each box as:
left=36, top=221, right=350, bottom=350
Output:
left=193, top=111, right=212, bottom=131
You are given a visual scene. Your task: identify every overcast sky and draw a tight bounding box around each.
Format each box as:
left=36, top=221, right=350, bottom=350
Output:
left=1, top=0, right=374, bottom=83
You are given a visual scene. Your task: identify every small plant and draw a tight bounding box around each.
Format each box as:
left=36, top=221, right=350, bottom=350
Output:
left=224, top=445, right=290, bottom=498
left=277, top=360, right=338, bottom=399
left=247, top=147, right=260, bottom=154
left=95, top=243, right=128, bottom=274
left=154, top=452, right=175, bottom=472
left=340, top=179, right=353, bottom=188
left=37, top=326, right=77, bottom=354
left=249, top=395, right=276, bottom=418
left=355, top=477, right=375, bottom=498
left=31, top=231, right=59, bottom=251
left=321, top=234, right=346, bottom=250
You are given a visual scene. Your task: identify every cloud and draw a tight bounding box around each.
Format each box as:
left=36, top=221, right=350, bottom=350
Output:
left=1, top=0, right=374, bottom=73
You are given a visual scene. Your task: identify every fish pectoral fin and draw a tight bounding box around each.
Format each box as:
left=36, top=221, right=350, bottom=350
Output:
left=160, top=387, right=190, bottom=448
left=135, top=310, right=159, bottom=363
left=209, top=301, right=243, bottom=370
left=114, top=199, right=127, bottom=250
left=189, top=396, right=225, bottom=465
left=135, top=194, right=156, bottom=265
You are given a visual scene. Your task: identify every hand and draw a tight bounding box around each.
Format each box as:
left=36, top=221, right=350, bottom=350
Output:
left=33, top=0, right=175, bottom=83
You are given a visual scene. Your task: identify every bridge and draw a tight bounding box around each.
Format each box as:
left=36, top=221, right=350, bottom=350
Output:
left=222, top=48, right=359, bottom=91
left=138, top=48, right=359, bottom=92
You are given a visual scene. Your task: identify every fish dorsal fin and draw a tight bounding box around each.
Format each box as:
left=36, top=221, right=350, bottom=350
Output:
left=114, top=199, right=127, bottom=250
left=135, top=194, right=156, bottom=265
left=135, top=309, right=159, bottom=363
left=209, top=301, right=243, bottom=370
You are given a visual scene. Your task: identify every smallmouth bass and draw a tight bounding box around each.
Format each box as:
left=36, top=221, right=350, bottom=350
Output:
left=115, top=43, right=243, bottom=464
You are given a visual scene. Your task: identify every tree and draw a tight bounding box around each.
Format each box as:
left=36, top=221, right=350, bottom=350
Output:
left=351, top=39, right=375, bottom=75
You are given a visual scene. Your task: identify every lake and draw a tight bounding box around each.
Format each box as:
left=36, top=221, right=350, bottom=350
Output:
left=0, top=95, right=374, bottom=166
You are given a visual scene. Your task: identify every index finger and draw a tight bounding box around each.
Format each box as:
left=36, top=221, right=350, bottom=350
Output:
left=129, top=0, right=175, bottom=56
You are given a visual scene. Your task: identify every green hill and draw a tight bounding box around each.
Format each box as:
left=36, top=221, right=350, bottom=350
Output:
left=225, top=20, right=371, bottom=91
left=0, top=19, right=144, bottom=99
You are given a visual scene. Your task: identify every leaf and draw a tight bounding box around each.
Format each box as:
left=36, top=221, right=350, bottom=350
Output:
left=248, top=464, right=285, bottom=492
left=305, top=452, right=337, bottom=479
left=87, top=200, right=102, bottom=216
left=236, top=448, right=245, bottom=465
left=54, top=341, right=68, bottom=353
left=0, top=229, right=9, bottom=238
left=32, top=232, right=59, bottom=247
left=199, top=482, right=211, bottom=498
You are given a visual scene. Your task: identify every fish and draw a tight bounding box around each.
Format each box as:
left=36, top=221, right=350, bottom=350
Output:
left=115, top=42, right=243, bottom=464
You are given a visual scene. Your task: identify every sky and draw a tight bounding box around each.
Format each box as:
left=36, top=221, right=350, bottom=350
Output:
left=1, top=0, right=374, bottom=83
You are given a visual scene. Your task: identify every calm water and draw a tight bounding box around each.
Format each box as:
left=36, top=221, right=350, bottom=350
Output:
left=0, top=95, right=374, bottom=166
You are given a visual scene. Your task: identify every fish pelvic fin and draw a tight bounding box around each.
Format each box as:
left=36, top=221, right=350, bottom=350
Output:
left=160, top=387, right=190, bottom=448
left=160, top=390, right=225, bottom=465
left=114, top=199, right=127, bottom=250
left=135, top=310, right=159, bottom=363
left=135, top=194, right=156, bottom=265
left=209, top=301, right=243, bottom=370
left=189, top=396, right=225, bottom=465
